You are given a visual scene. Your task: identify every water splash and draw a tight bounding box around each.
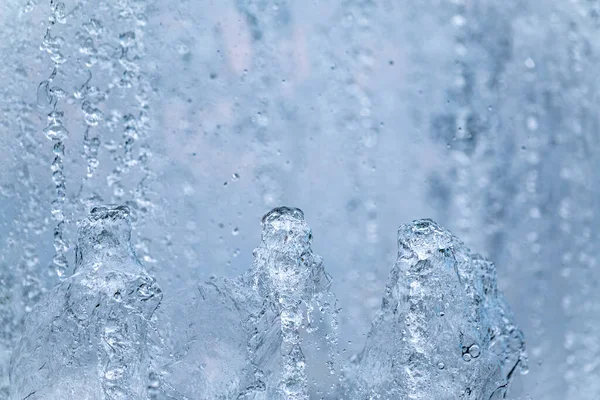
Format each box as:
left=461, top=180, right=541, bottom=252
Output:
left=10, top=206, right=162, bottom=399
left=250, top=207, right=328, bottom=399
left=150, top=207, right=339, bottom=399
left=345, top=219, right=527, bottom=399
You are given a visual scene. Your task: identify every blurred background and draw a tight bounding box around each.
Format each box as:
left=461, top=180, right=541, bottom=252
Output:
left=1, top=0, right=599, bottom=398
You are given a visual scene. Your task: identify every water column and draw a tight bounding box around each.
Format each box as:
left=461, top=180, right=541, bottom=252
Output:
left=10, top=206, right=162, bottom=400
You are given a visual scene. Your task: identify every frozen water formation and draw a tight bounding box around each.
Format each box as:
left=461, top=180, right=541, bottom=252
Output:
left=151, top=206, right=336, bottom=399
left=344, top=219, right=527, bottom=399
left=10, top=206, right=162, bottom=400
left=8, top=208, right=524, bottom=399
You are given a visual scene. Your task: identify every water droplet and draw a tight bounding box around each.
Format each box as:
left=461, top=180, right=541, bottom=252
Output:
left=526, top=116, right=538, bottom=131
left=525, top=57, right=536, bottom=69
left=82, top=101, right=104, bottom=126
left=452, top=15, right=466, bottom=27
left=43, top=122, right=68, bottom=141
left=469, top=344, right=480, bottom=358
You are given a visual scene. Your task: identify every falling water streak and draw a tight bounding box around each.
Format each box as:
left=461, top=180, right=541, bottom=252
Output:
left=433, top=1, right=491, bottom=245
left=0, top=86, right=51, bottom=397
left=105, top=32, right=137, bottom=201
left=560, top=20, right=600, bottom=399
left=424, top=1, right=516, bottom=256
left=105, top=0, right=155, bottom=263
left=340, top=0, right=381, bottom=253
left=74, top=16, right=107, bottom=213
left=307, top=2, right=387, bottom=368
left=15, top=104, right=50, bottom=315
left=447, top=0, right=474, bottom=240
left=521, top=72, right=547, bottom=383
left=107, top=0, right=147, bottom=194
left=233, top=0, right=292, bottom=209
left=505, top=13, right=573, bottom=393
left=40, top=1, right=71, bottom=279
left=130, top=72, right=155, bottom=264
left=558, top=25, right=582, bottom=398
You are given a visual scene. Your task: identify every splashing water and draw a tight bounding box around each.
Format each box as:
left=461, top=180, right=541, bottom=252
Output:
left=13, top=0, right=600, bottom=399
left=150, top=206, right=340, bottom=399
left=251, top=207, right=332, bottom=399
left=344, top=219, right=527, bottom=399
left=10, top=206, right=162, bottom=400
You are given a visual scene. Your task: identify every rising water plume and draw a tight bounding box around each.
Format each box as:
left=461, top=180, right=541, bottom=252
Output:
left=9, top=206, right=525, bottom=399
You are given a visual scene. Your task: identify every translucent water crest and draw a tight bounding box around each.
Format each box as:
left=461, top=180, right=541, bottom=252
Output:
left=151, top=206, right=337, bottom=399
left=251, top=207, right=332, bottom=399
left=345, top=219, right=527, bottom=399
left=10, top=206, right=162, bottom=400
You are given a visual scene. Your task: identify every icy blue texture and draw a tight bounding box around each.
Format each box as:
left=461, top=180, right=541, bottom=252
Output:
left=1, top=0, right=599, bottom=398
